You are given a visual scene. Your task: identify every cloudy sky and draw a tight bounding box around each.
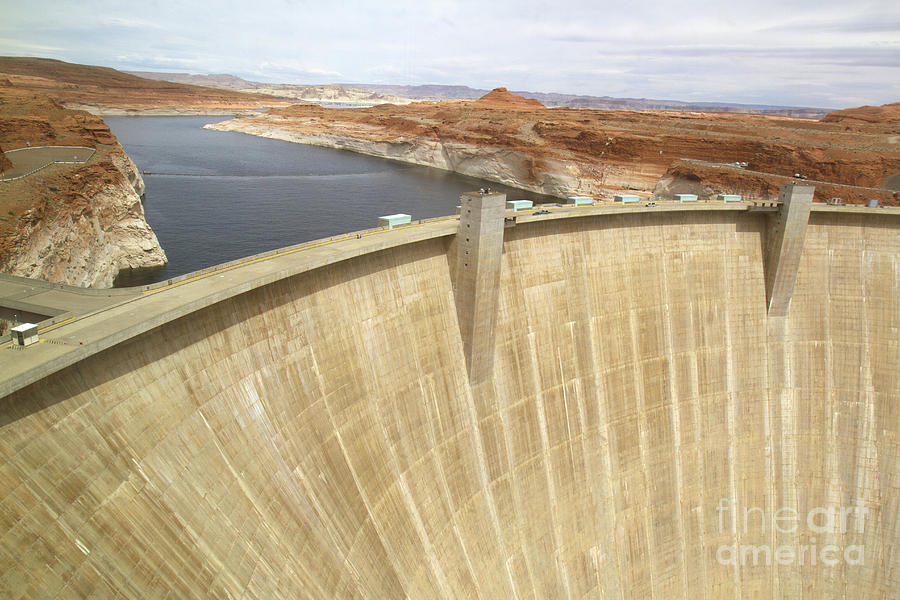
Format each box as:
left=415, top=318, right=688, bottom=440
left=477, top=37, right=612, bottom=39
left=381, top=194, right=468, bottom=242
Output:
left=2, top=0, right=898, bottom=108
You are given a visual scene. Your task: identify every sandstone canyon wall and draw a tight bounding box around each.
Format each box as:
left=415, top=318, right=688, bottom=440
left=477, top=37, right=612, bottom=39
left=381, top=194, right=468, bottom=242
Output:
left=208, top=90, right=900, bottom=205
left=0, top=90, right=167, bottom=287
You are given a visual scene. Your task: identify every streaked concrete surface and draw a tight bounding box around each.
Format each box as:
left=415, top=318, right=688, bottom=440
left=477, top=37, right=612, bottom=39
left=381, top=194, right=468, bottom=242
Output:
left=765, top=185, right=813, bottom=316
left=0, top=202, right=897, bottom=598
left=455, top=192, right=506, bottom=383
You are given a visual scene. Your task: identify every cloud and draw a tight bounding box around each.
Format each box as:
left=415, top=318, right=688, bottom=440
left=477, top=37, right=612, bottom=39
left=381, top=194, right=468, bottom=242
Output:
left=114, top=55, right=208, bottom=70
left=254, top=61, right=343, bottom=82
left=760, top=13, right=900, bottom=35
left=0, top=38, right=65, bottom=54
left=0, top=0, right=897, bottom=107
left=604, top=44, right=900, bottom=67
left=102, top=17, right=165, bottom=30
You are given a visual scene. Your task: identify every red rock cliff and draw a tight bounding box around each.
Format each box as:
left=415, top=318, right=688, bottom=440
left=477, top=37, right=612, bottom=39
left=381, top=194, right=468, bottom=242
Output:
left=0, top=89, right=167, bottom=287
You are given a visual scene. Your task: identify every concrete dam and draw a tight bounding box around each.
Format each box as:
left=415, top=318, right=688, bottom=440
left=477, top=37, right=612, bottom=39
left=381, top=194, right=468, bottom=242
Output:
left=1, top=187, right=898, bottom=599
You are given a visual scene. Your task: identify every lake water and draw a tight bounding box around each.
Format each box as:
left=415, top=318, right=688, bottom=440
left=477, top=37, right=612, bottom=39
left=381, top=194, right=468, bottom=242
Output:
left=106, top=116, right=553, bottom=286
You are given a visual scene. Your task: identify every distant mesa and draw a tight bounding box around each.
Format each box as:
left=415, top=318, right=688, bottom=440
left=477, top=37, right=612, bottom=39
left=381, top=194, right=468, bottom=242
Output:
left=821, top=102, right=900, bottom=125
left=0, top=57, right=291, bottom=115
left=474, top=87, right=545, bottom=110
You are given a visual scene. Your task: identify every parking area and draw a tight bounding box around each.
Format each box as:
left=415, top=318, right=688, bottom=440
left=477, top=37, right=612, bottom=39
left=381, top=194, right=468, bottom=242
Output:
left=0, top=146, right=95, bottom=181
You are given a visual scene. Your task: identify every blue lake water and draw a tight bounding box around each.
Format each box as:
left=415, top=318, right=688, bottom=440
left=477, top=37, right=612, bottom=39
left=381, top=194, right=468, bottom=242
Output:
left=106, top=116, right=553, bottom=286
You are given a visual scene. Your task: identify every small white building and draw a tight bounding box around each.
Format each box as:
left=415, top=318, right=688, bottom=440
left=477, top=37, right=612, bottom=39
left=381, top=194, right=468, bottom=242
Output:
left=11, top=323, right=39, bottom=347
left=614, top=194, right=640, bottom=203
left=506, top=200, right=533, bottom=211
left=675, top=194, right=698, bottom=202
left=378, top=214, right=412, bottom=229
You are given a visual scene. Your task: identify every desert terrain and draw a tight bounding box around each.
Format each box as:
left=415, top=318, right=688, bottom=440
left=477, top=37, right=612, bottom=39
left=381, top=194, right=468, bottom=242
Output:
left=128, top=72, right=830, bottom=117
left=127, top=71, right=414, bottom=106
left=0, top=57, right=292, bottom=115
left=210, top=88, right=900, bottom=205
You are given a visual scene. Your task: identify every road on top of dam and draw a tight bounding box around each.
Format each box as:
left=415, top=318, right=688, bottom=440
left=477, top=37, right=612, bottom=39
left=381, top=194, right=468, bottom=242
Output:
left=1, top=200, right=895, bottom=400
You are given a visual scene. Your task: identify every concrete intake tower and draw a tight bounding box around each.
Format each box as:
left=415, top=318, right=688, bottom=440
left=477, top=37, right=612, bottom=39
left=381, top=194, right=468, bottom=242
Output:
left=0, top=186, right=897, bottom=598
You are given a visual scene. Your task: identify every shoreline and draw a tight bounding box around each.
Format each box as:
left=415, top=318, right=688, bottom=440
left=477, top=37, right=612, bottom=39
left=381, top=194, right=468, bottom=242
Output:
left=203, top=100, right=900, bottom=205
left=204, top=120, right=593, bottom=199
left=71, top=105, right=269, bottom=117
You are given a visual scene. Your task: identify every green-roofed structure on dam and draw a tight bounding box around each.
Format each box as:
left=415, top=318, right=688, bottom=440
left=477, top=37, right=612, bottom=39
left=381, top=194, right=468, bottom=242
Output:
left=1, top=188, right=898, bottom=599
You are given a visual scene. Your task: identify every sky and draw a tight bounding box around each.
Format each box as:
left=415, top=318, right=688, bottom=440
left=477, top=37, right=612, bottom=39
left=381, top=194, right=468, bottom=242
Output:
left=1, top=0, right=898, bottom=108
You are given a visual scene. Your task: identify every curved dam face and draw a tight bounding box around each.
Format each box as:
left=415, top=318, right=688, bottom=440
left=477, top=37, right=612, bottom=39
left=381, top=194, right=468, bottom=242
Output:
left=1, top=204, right=898, bottom=598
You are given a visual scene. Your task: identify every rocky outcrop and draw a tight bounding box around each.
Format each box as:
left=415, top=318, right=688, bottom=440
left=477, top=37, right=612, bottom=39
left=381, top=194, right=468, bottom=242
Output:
left=0, top=87, right=167, bottom=287
left=473, top=87, right=545, bottom=110
left=0, top=149, right=167, bottom=287
left=821, top=102, right=900, bottom=125
left=0, top=145, right=11, bottom=173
